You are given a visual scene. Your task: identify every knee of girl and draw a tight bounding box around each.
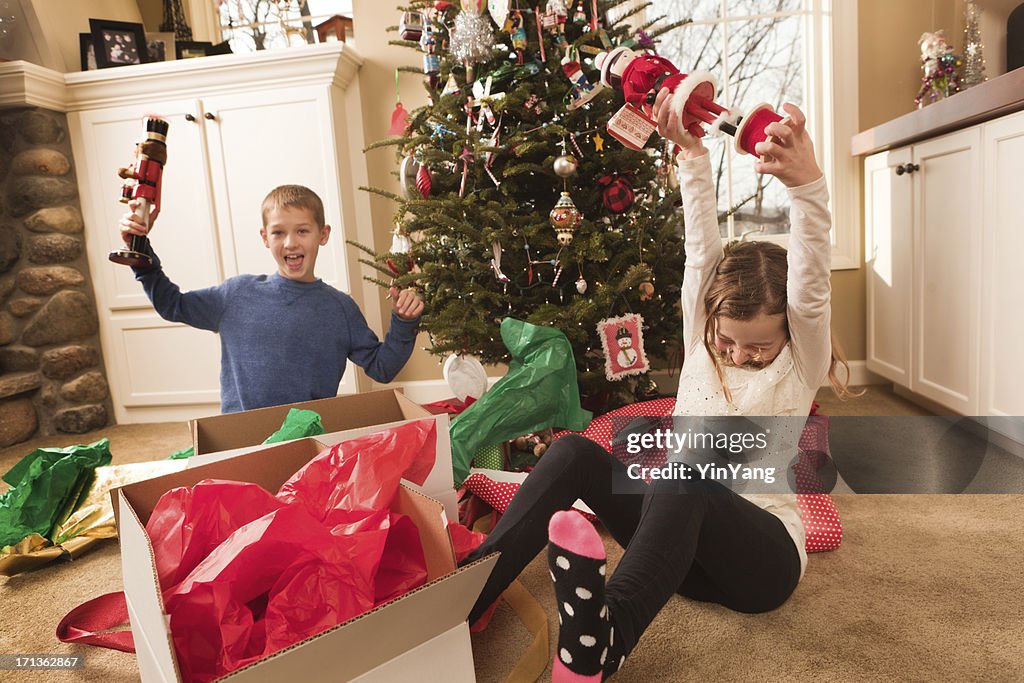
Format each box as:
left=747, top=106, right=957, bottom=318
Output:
left=546, top=434, right=603, bottom=465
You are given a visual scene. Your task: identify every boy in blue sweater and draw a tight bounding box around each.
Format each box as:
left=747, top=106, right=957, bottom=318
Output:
left=120, top=184, right=423, bottom=413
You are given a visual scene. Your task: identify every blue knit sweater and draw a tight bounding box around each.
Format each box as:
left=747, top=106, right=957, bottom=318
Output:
left=133, top=249, right=418, bottom=413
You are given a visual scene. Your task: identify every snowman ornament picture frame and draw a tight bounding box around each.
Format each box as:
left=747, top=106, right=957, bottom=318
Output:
left=598, top=313, right=649, bottom=381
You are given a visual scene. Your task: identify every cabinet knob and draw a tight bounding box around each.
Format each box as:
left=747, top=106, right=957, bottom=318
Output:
left=185, top=113, right=196, bottom=122
left=896, top=164, right=906, bottom=175
left=908, top=163, right=920, bottom=173
left=204, top=112, right=216, bottom=121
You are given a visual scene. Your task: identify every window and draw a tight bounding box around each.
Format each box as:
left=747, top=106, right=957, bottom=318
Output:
left=218, top=0, right=353, bottom=52
left=646, top=0, right=859, bottom=268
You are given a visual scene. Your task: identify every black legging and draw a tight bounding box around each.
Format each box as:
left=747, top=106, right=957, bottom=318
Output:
left=463, top=434, right=802, bottom=657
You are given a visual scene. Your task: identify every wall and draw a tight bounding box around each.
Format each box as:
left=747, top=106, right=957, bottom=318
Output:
left=349, top=0, right=441, bottom=383
left=24, top=0, right=144, bottom=73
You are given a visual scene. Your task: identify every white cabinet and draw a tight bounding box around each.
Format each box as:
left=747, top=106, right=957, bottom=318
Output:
left=865, top=111, right=1024, bottom=416
left=65, top=45, right=380, bottom=423
left=980, top=111, right=1024, bottom=417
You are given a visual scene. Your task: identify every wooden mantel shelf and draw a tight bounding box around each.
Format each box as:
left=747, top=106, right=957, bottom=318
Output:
left=852, top=67, right=1024, bottom=156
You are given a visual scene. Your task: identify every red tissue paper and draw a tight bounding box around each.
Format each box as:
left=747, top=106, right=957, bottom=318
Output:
left=145, top=420, right=438, bottom=682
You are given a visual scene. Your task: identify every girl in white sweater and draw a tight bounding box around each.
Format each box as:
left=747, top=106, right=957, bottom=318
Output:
left=462, top=93, right=854, bottom=681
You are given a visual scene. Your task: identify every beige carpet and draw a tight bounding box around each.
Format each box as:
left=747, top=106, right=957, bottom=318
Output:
left=2, top=388, right=1023, bottom=681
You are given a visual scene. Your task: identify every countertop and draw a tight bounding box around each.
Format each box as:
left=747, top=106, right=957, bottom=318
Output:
left=851, top=67, right=1024, bottom=156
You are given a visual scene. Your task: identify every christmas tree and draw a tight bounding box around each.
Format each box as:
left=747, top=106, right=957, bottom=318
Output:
left=355, top=0, right=688, bottom=412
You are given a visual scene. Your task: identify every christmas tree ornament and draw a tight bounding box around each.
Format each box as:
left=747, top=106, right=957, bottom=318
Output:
left=400, top=10, right=424, bottom=40
left=561, top=47, right=603, bottom=110
left=444, top=353, right=490, bottom=401
left=598, top=173, right=635, bottom=213
left=452, top=0, right=496, bottom=82
left=523, top=94, right=543, bottom=115
left=575, top=276, right=588, bottom=294
left=597, top=313, right=649, bottom=381
left=549, top=191, right=583, bottom=245
left=416, top=163, right=433, bottom=199
left=390, top=229, right=412, bottom=254
left=487, top=0, right=510, bottom=29
left=459, top=147, right=474, bottom=198
left=595, top=47, right=781, bottom=156
left=442, top=73, right=460, bottom=96
left=553, top=154, right=578, bottom=178
left=638, top=280, right=654, bottom=301
left=399, top=154, right=421, bottom=199
left=508, top=10, right=528, bottom=63
left=962, top=0, right=987, bottom=88
left=593, top=132, right=605, bottom=153
left=490, top=241, right=511, bottom=282
left=572, top=0, right=587, bottom=25
left=420, top=18, right=441, bottom=88
left=387, top=71, right=410, bottom=137
left=472, top=76, right=506, bottom=131
left=540, top=0, right=569, bottom=48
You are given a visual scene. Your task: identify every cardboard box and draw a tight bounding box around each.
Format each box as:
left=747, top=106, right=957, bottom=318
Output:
left=116, top=437, right=499, bottom=683
left=186, top=390, right=458, bottom=519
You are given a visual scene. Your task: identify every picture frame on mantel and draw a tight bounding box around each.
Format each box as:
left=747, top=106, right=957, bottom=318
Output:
left=89, top=18, right=148, bottom=69
left=176, top=40, right=213, bottom=59
left=145, top=32, right=177, bottom=63
left=79, top=33, right=98, bottom=71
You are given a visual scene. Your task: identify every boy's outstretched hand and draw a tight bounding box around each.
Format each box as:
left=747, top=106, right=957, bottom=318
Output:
left=389, top=287, right=423, bottom=321
left=753, top=103, right=823, bottom=188
left=118, top=199, right=153, bottom=247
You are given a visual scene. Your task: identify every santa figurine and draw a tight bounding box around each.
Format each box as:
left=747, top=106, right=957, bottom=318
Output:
left=594, top=47, right=783, bottom=156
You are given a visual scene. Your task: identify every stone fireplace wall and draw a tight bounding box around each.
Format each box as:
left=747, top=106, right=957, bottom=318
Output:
left=0, top=108, right=112, bottom=447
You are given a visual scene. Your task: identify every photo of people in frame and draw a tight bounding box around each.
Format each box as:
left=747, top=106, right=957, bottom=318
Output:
left=89, top=19, right=148, bottom=69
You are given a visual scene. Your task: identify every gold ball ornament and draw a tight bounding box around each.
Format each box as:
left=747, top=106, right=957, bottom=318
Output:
left=639, top=280, right=655, bottom=301
left=553, top=154, right=578, bottom=178
left=533, top=442, right=548, bottom=457
left=549, top=191, right=583, bottom=246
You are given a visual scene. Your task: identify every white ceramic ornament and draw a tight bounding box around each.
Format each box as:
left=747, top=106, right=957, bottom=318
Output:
left=443, top=353, right=489, bottom=401
left=488, top=0, right=511, bottom=29
left=576, top=277, right=588, bottom=294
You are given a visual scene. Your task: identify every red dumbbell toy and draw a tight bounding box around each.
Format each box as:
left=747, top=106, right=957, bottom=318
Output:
left=594, top=47, right=783, bottom=155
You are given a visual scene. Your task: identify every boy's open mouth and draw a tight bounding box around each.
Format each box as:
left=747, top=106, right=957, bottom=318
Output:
left=284, top=254, right=304, bottom=269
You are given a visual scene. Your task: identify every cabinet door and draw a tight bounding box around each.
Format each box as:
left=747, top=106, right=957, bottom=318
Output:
left=69, top=100, right=224, bottom=423
left=199, top=88, right=351, bottom=292
left=864, top=147, right=913, bottom=384
left=911, top=128, right=982, bottom=414
left=980, top=111, right=1024, bottom=416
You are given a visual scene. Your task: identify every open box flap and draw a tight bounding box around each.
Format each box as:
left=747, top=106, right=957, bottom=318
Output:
left=189, top=390, right=429, bottom=455
left=112, top=439, right=327, bottom=529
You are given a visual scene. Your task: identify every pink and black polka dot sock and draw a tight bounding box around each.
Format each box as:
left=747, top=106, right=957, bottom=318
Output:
left=548, top=510, right=626, bottom=681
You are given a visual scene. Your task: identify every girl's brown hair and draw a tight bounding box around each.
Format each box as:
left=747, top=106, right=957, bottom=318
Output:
left=702, top=240, right=860, bottom=402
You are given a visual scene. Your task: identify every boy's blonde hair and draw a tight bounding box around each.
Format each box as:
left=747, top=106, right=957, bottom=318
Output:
left=702, top=240, right=861, bottom=401
left=261, top=185, right=325, bottom=228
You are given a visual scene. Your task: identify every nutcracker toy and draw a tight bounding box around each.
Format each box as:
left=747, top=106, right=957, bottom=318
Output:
left=594, top=47, right=784, bottom=155
left=109, top=115, right=169, bottom=267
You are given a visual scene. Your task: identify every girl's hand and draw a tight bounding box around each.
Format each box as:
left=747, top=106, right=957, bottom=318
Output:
left=118, top=200, right=152, bottom=246
left=753, top=103, right=823, bottom=188
left=652, top=87, right=706, bottom=160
